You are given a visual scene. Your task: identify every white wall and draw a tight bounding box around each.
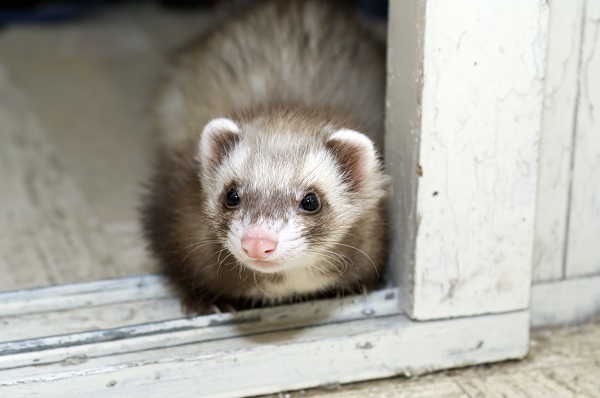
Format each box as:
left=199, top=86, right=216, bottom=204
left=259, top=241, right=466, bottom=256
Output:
left=534, top=0, right=600, bottom=282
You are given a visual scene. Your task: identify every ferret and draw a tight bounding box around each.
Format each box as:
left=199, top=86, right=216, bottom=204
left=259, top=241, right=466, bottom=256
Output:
left=141, top=0, right=387, bottom=313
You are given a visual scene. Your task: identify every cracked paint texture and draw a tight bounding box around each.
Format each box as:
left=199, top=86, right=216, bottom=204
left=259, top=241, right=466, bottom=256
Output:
left=534, top=0, right=586, bottom=283
left=410, top=0, right=548, bottom=320
left=566, top=0, right=600, bottom=278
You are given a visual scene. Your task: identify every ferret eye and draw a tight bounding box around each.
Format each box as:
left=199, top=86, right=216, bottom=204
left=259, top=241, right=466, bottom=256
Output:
left=225, top=189, right=240, bottom=208
left=299, top=193, right=320, bottom=213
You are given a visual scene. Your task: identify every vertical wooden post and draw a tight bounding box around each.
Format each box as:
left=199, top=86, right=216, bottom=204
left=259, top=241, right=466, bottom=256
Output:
left=384, top=0, right=427, bottom=319
left=529, top=0, right=600, bottom=327
left=565, top=0, right=600, bottom=278
left=386, top=0, right=549, bottom=320
left=533, top=0, right=585, bottom=283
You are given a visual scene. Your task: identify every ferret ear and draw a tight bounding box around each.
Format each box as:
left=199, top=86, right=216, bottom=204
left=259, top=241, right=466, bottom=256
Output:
left=326, top=129, right=379, bottom=191
left=198, top=118, right=240, bottom=174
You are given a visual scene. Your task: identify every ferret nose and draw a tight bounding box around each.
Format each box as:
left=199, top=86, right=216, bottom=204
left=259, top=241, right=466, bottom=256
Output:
left=241, top=237, right=277, bottom=259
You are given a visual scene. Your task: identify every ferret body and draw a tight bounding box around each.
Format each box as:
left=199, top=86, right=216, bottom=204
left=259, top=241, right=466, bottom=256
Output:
left=142, top=0, right=387, bottom=312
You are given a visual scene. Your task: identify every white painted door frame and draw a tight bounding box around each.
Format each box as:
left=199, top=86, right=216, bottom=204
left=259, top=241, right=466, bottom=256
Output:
left=386, top=0, right=547, bottom=320
left=0, top=276, right=529, bottom=397
left=531, top=0, right=600, bottom=327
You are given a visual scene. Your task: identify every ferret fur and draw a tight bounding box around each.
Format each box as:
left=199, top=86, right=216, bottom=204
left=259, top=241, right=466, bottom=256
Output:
left=141, top=0, right=387, bottom=312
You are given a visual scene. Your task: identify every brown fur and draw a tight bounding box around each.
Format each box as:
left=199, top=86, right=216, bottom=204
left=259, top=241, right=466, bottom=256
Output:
left=141, top=0, right=387, bottom=313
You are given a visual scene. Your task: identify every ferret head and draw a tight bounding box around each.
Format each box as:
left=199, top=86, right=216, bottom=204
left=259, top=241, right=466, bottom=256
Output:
left=196, top=108, right=386, bottom=283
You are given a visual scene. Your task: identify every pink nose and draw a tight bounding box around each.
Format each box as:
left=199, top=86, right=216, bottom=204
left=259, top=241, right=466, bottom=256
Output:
left=241, top=237, right=277, bottom=259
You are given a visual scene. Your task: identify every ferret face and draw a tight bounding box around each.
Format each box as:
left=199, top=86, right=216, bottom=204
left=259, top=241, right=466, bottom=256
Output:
left=196, top=111, right=386, bottom=280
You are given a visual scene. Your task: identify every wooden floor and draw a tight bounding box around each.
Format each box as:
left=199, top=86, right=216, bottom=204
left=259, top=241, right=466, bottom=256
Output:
left=0, top=3, right=214, bottom=289
left=1, top=3, right=598, bottom=397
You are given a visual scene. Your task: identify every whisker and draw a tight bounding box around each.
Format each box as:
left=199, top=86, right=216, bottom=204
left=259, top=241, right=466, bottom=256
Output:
left=309, top=249, right=346, bottom=274
left=323, top=242, right=380, bottom=279
left=298, top=154, right=329, bottom=187
left=355, top=276, right=363, bottom=294
left=182, top=240, right=221, bottom=250
left=310, top=247, right=360, bottom=275
left=318, top=256, right=344, bottom=277
left=310, top=264, right=335, bottom=286
left=253, top=272, right=272, bottom=298
left=183, top=244, right=208, bottom=262
left=217, top=253, right=234, bottom=276
left=322, top=249, right=355, bottom=272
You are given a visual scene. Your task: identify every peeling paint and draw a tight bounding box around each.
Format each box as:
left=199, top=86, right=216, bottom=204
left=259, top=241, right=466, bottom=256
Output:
left=356, top=342, right=373, bottom=350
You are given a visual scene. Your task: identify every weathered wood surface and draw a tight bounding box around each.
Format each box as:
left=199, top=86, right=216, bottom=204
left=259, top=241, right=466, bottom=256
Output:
left=387, top=0, right=548, bottom=320
left=0, top=280, right=402, bottom=369
left=532, top=275, right=600, bottom=327
left=0, top=4, right=213, bottom=291
left=533, top=0, right=585, bottom=283
left=2, top=312, right=526, bottom=397
left=0, top=274, right=169, bottom=317
left=384, top=0, right=426, bottom=324
left=565, top=0, right=600, bottom=278
left=534, top=0, right=600, bottom=282
left=264, top=320, right=600, bottom=398
left=0, top=3, right=597, bottom=397
left=3, top=274, right=600, bottom=398
left=0, top=277, right=529, bottom=398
